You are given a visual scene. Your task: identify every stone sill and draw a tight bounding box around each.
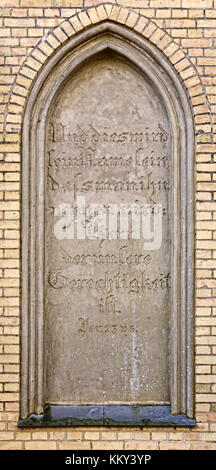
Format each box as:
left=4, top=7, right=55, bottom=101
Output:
left=18, top=405, right=196, bottom=427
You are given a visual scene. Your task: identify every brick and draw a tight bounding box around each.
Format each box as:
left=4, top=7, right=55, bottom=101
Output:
left=0, top=0, right=216, bottom=451
left=25, top=441, right=57, bottom=450
left=181, top=67, right=196, bottom=80
left=182, top=39, right=212, bottom=47
left=11, top=8, right=27, bottom=16
left=28, top=29, right=44, bottom=37
left=189, top=48, right=204, bottom=57
left=185, top=76, right=201, bottom=88
left=150, top=0, right=181, bottom=7
left=0, top=374, right=19, bottom=383
left=158, top=34, right=172, bottom=50
left=186, top=432, right=201, bottom=440
left=20, top=38, right=38, bottom=48
left=117, top=432, right=133, bottom=440
left=55, top=0, right=82, bottom=5
left=0, top=352, right=19, bottom=363
left=170, top=50, right=185, bottom=65
left=59, top=441, right=91, bottom=450
left=28, top=9, right=43, bottom=17
left=67, top=431, right=83, bottom=440
left=140, top=8, right=155, bottom=17
left=118, top=0, right=148, bottom=6
left=94, top=6, right=107, bottom=22
left=0, top=29, right=11, bottom=38
left=189, top=9, right=204, bottom=18
left=4, top=345, right=19, bottom=354
left=126, top=12, right=139, bottom=29
left=0, top=241, right=19, bottom=250
left=199, top=58, right=216, bottom=67
left=4, top=269, right=19, bottom=278
left=4, top=288, right=19, bottom=297
left=53, top=27, right=68, bottom=43
left=84, top=431, right=100, bottom=440
left=197, top=280, right=216, bottom=289
left=202, top=433, right=216, bottom=441
left=61, top=21, right=75, bottom=38
left=0, top=144, right=19, bottom=153
left=151, top=431, right=167, bottom=440
left=189, top=85, right=204, bottom=97
left=197, top=192, right=212, bottom=201
left=4, top=383, right=19, bottom=392
left=169, top=432, right=184, bottom=440
left=44, top=9, right=59, bottom=17
left=31, top=49, right=47, bottom=65
left=125, top=441, right=157, bottom=450
left=15, top=431, right=31, bottom=440
left=198, top=19, right=216, bottom=27
left=197, top=241, right=216, bottom=249
left=4, top=363, right=19, bottom=371
left=164, top=42, right=179, bottom=57
left=50, top=431, right=65, bottom=440
left=76, top=10, right=92, bottom=29
left=0, top=432, right=14, bottom=440
left=87, top=8, right=100, bottom=25
left=197, top=391, right=216, bottom=401
left=5, top=19, right=35, bottom=27
left=4, top=250, right=19, bottom=258
left=166, top=19, right=195, bottom=28
left=171, top=9, right=187, bottom=18
left=198, top=202, right=216, bottom=211
left=4, top=212, right=19, bottom=220
left=160, top=442, right=191, bottom=450
left=134, top=17, right=149, bottom=34
left=133, top=431, right=151, bottom=440
left=61, top=9, right=78, bottom=18
left=140, top=21, right=156, bottom=38
left=70, top=16, right=83, bottom=33
left=0, top=9, right=10, bottom=17
left=192, top=443, right=216, bottom=449
left=196, top=153, right=212, bottom=163
left=197, top=183, right=216, bottom=191
left=0, top=441, right=22, bottom=450
left=37, top=18, right=60, bottom=28
left=205, top=67, right=216, bottom=75
left=100, top=431, right=116, bottom=440
left=16, top=75, right=31, bottom=88
left=156, top=9, right=171, bottom=18
left=0, top=392, right=19, bottom=401
left=32, top=431, right=48, bottom=440
left=182, top=0, right=212, bottom=6
left=206, top=9, right=216, bottom=17
left=0, top=334, right=19, bottom=344
left=198, top=164, right=216, bottom=172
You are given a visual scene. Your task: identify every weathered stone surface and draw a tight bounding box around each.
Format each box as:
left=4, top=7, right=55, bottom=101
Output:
left=44, top=53, right=171, bottom=405
left=20, top=24, right=195, bottom=422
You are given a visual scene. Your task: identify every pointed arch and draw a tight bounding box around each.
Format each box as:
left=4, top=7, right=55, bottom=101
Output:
left=5, top=4, right=212, bottom=141
left=19, top=18, right=195, bottom=426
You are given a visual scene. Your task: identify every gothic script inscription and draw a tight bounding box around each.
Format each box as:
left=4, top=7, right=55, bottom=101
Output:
left=44, top=55, right=171, bottom=405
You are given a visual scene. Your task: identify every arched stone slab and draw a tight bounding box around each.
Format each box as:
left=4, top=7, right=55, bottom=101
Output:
left=19, top=23, right=195, bottom=426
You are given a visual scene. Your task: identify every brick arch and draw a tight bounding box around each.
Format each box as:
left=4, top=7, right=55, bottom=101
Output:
left=4, top=3, right=212, bottom=144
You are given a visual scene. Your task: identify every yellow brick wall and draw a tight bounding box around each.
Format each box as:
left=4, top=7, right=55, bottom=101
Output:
left=0, top=0, right=216, bottom=450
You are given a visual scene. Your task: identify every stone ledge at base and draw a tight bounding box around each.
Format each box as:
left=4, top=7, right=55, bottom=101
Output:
left=18, top=405, right=196, bottom=427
